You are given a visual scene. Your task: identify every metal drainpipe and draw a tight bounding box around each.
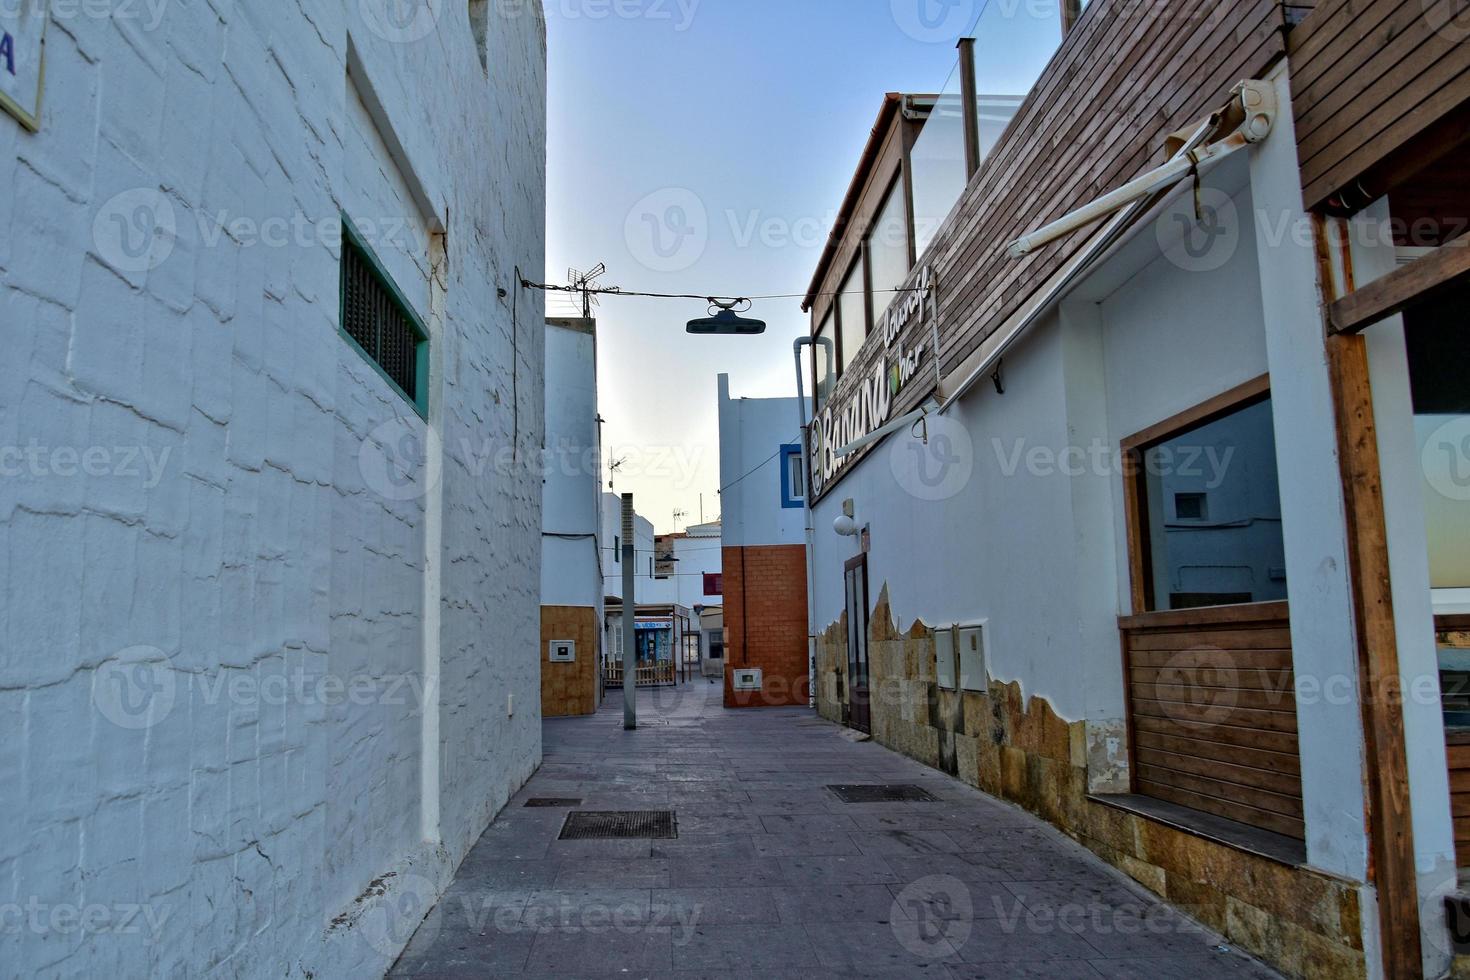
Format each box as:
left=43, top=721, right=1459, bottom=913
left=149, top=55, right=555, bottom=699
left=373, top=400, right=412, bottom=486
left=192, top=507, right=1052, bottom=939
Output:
left=793, top=337, right=822, bottom=709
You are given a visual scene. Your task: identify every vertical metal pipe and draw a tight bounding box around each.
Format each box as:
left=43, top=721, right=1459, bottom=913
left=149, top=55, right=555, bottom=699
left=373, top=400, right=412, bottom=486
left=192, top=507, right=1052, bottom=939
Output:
left=957, top=38, right=981, bottom=180
left=621, top=493, right=637, bottom=729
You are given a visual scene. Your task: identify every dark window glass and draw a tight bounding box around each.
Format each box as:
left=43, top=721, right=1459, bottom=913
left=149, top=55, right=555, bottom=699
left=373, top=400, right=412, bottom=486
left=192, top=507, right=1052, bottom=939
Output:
left=1405, top=283, right=1470, bottom=589
left=1138, top=397, right=1287, bottom=611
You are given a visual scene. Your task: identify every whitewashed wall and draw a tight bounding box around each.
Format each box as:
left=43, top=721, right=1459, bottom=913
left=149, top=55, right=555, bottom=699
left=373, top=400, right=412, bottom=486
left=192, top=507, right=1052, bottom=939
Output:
left=642, top=529, right=723, bottom=608
left=601, top=491, right=654, bottom=603
left=0, top=2, right=546, bottom=977
left=717, top=373, right=807, bottom=548
left=542, top=320, right=601, bottom=610
left=808, top=170, right=1271, bottom=732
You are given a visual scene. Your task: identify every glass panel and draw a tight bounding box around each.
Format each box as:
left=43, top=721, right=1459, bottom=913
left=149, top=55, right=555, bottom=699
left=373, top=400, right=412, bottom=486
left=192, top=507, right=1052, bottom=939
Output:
left=1140, top=398, right=1288, bottom=611
left=1406, top=290, right=1470, bottom=589
left=970, top=0, right=1062, bottom=154
left=813, top=312, right=835, bottom=409
left=868, top=181, right=910, bottom=321
left=910, top=63, right=967, bottom=260
left=838, top=256, right=867, bottom=374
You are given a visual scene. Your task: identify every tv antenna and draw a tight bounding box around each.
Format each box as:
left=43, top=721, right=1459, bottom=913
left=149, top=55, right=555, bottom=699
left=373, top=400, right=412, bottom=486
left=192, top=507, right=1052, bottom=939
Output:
left=568, top=263, right=616, bottom=318
left=673, top=508, right=689, bottom=529
left=608, top=455, right=627, bottom=491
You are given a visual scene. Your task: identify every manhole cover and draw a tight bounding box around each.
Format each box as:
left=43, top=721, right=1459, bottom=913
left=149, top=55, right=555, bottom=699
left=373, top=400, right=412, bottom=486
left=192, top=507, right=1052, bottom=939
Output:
left=827, top=784, right=939, bottom=803
left=559, top=810, right=678, bottom=840
left=524, top=798, right=581, bottom=808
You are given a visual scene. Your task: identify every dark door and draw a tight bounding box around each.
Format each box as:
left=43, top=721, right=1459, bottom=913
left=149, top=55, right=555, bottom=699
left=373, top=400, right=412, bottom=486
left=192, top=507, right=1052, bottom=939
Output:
left=844, top=554, right=871, bottom=734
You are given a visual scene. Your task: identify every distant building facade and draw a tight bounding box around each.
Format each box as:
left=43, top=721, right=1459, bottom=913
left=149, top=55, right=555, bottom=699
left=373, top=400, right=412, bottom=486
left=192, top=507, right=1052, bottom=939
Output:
left=717, top=374, right=810, bottom=707
left=540, top=318, right=602, bottom=717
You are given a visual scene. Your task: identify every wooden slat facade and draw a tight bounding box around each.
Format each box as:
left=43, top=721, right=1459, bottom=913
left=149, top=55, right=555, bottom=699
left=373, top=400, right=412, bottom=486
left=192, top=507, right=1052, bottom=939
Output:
left=1288, top=0, right=1470, bottom=211
left=1120, top=601, right=1306, bottom=839
left=808, top=0, right=1300, bottom=499
left=1443, top=615, right=1470, bottom=867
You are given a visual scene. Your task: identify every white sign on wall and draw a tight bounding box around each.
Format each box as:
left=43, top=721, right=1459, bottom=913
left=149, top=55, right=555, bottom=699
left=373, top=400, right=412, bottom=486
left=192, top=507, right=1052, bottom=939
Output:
left=0, top=6, right=46, bottom=132
left=810, top=266, right=936, bottom=498
left=548, top=640, right=576, bottom=663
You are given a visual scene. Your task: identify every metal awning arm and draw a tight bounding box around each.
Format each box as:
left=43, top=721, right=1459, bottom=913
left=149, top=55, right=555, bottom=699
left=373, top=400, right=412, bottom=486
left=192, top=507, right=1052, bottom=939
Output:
left=1006, top=80, right=1277, bottom=259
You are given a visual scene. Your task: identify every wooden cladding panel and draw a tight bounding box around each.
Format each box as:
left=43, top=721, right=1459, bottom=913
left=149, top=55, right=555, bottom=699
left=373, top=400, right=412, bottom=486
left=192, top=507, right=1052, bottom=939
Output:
left=1122, top=604, right=1306, bottom=840
left=1449, top=734, right=1470, bottom=867
left=810, top=0, right=1297, bottom=501
left=1288, top=0, right=1470, bottom=210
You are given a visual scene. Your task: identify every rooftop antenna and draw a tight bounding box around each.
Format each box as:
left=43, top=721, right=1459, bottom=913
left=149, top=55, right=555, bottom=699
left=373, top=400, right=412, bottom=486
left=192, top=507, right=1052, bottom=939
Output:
left=568, top=263, right=614, bottom=319
left=608, top=455, right=627, bottom=491
left=673, top=508, right=688, bottom=530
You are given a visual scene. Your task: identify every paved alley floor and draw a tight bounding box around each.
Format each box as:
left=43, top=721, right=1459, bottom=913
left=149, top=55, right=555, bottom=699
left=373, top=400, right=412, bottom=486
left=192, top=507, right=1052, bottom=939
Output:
left=391, top=681, right=1279, bottom=978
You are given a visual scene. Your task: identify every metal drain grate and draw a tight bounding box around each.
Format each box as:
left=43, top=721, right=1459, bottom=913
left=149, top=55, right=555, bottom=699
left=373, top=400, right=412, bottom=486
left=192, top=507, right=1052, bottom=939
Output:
left=559, top=810, right=677, bottom=840
left=827, top=784, right=939, bottom=803
left=524, top=798, right=582, bottom=808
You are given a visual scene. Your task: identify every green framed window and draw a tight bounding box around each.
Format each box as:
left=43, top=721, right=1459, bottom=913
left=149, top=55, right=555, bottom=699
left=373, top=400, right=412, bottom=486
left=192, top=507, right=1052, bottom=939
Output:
left=338, top=214, right=430, bottom=418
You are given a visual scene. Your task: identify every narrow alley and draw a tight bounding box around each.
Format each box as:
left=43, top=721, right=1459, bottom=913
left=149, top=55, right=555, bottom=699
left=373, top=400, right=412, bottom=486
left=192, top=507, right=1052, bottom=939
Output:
left=390, top=683, right=1280, bottom=977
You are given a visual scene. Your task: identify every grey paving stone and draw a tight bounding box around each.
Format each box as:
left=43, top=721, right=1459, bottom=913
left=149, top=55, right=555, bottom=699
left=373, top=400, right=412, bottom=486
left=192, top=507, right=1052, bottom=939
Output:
left=671, top=923, right=820, bottom=972
left=770, top=883, right=904, bottom=923
left=750, top=830, right=862, bottom=857
left=888, top=877, right=1018, bottom=920
left=803, top=919, right=962, bottom=970
left=392, top=684, right=1281, bottom=979
left=758, top=812, right=862, bottom=834
left=651, top=836, right=756, bottom=860
left=947, top=960, right=1106, bottom=978
left=650, top=886, right=780, bottom=927
left=390, top=926, right=535, bottom=976
left=668, top=856, right=787, bottom=887
left=1088, top=952, right=1280, bottom=979
left=552, top=858, right=670, bottom=889
left=851, top=829, right=963, bottom=856
left=522, top=924, right=672, bottom=974
left=950, top=915, right=1102, bottom=963
left=883, top=852, right=1013, bottom=884
left=779, top=853, right=901, bottom=885
left=452, top=858, right=562, bottom=890
left=517, top=888, right=653, bottom=931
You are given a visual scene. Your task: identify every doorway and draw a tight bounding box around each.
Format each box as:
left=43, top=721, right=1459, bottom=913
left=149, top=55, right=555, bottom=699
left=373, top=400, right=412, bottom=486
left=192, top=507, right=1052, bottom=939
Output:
left=844, top=554, right=871, bottom=734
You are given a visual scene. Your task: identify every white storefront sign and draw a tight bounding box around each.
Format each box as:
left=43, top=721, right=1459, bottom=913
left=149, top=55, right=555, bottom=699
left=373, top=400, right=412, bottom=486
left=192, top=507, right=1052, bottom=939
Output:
left=0, top=5, right=45, bottom=131
left=811, top=266, right=936, bottom=498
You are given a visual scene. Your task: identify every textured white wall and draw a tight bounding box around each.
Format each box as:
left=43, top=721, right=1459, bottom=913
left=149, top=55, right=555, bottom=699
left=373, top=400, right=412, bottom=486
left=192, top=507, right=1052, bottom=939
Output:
left=0, top=2, right=546, bottom=977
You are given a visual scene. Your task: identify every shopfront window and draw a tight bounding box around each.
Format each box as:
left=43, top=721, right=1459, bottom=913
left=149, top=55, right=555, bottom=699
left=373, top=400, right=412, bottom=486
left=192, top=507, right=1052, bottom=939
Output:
left=868, top=180, right=910, bottom=322
left=1124, top=382, right=1288, bottom=612
left=837, top=255, right=868, bottom=374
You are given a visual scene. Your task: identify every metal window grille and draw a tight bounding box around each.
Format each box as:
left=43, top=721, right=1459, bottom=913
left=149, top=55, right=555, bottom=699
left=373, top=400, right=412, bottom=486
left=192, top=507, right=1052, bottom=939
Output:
left=340, top=223, right=425, bottom=409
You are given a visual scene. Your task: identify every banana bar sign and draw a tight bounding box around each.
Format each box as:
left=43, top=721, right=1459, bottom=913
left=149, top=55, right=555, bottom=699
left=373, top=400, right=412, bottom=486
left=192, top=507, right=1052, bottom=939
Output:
left=0, top=5, right=46, bottom=132
left=810, top=266, right=935, bottom=499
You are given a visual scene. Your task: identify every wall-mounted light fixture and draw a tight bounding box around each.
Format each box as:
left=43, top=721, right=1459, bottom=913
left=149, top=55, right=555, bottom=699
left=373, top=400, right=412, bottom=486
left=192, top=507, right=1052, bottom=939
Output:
left=833, top=498, right=858, bottom=537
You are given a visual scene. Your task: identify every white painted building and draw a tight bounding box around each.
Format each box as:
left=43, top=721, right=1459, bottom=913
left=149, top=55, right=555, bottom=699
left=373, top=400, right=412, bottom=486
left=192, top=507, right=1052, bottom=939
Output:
left=717, top=374, right=808, bottom=552
left=600, top=491, right=655, bottom=604
left=796, top=12, right=1463, bottom=971
left=541, top=317, right=602, bottom=612
left=2, top=4, right=546, bottom=977
left=645, top=520, right=724, bottom=609
left=716, top=374, right=811, bottom=706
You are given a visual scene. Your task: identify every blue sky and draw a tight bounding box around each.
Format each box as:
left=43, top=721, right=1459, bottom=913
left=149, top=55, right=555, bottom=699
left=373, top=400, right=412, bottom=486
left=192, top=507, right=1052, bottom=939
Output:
left=545, top=0, right=1063, bottom=532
